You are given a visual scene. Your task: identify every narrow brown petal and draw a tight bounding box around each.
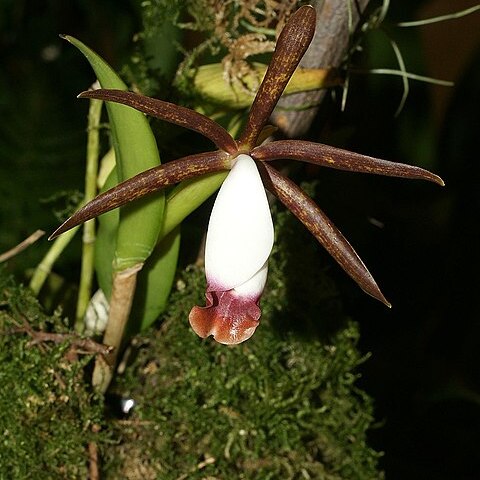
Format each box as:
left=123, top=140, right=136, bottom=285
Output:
left=258, top=162, right=391, bottom=307
left=49, top=151, right=230, bottom=240
left=237, top=6, right=317, bottom=150
left=78, top=89, right=238, bottom=154
left=252, top=140, right=445, bottom=186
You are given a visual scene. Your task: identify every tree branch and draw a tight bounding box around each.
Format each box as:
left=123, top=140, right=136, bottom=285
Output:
left=271, top=0, right=371, bottom=137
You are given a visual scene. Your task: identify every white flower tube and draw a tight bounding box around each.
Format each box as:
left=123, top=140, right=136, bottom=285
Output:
left=189, top=154, right=274, bottom=344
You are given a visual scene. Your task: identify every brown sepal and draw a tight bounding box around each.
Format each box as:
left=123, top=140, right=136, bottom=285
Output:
left=49, top=151, right=230, bottom=240
left=78, top=89, right=238, bottom=154
left=252, top=140, right=445, bottom=186
left=238, top=5, right=317, bottom=150
left=257, top=162, right=391, bottom=307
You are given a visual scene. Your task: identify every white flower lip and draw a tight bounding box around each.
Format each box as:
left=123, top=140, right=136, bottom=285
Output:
left=233, top=261, right=268, bottom=300
left=204, top=154, right=274, bottom=292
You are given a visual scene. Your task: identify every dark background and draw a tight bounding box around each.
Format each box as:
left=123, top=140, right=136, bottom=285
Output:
left=1, top=1, right=479, bottom=478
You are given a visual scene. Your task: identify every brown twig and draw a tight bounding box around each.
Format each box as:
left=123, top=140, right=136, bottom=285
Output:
left=27, top=331, right=114, bottom=356
left=88, top=442, right=99, bottom=480
left=0, top=229, right=45, bottom=263
left=5, top=317, right=113, bottom=357
left=88, top=424, right=101, bottom=480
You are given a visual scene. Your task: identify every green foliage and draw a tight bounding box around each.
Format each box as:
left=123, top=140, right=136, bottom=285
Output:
left=122, top=0, right=184, bottom=97
left=0, top=270, right=106, bottom=479
left=64, top=35, right=165, bottom=272
left=104, top=209, right=383, bottom=479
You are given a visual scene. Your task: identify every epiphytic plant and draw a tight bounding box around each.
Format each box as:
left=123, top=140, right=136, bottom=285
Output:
left=50, top=6, right=443, bottom=345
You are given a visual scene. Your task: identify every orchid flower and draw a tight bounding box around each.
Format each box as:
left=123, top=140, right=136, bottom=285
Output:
left=189, top=154, right=274, bottom=344
left=50, top=6, right=444, bottom=344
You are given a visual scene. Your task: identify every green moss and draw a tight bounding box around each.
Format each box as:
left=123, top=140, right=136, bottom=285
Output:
left=0, top=206, right=383, bottom=479
left=0, top=271, right=106, bottom=479
left=106, top=208, right=384, bottom=479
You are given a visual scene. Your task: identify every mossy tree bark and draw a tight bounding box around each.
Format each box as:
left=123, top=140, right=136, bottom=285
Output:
left=272, top=0, right=371, bottom=137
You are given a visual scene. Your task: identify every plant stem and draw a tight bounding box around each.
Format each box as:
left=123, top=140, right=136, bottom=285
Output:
left=92, top=264, right=142, bottom=393
left=75, top=97, right=103, bottom=332
left=0, top=230, right=44, bottom=263
left=29, top=226, right=79, bottom=295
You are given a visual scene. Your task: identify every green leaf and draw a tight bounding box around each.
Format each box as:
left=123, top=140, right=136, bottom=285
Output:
left=132, top=227, right=181, bottom=332
left=95, top=169, right=180, bottom=332
left=94, top=169, right=118, bottom=299
left=63, top=35, right=165, bottom=271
